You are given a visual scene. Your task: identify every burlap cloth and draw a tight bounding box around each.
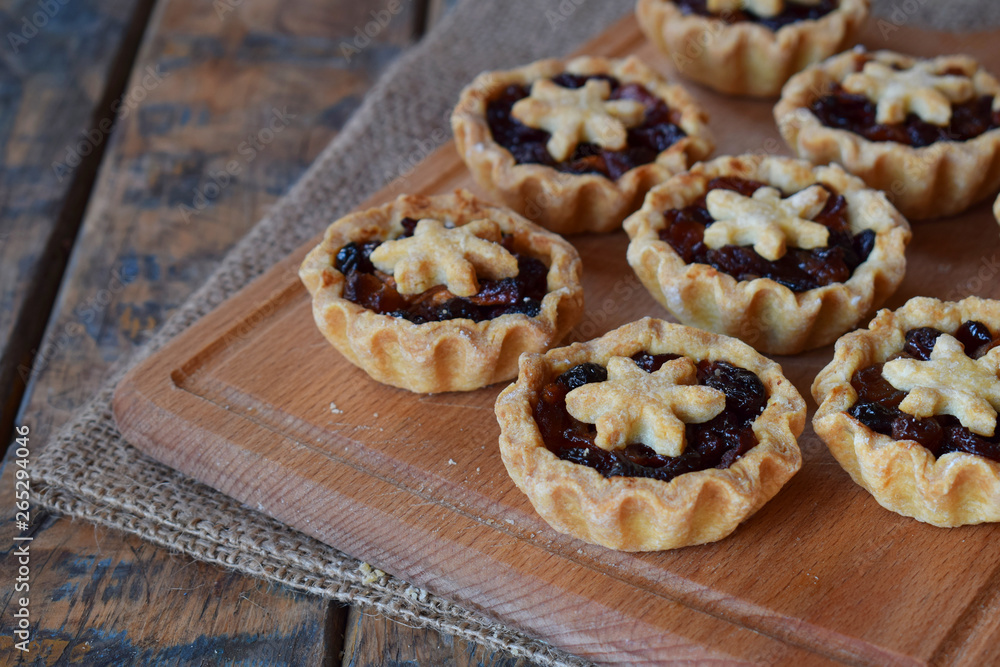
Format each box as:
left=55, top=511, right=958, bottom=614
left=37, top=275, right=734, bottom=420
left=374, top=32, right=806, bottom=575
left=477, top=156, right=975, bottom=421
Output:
left=32, top=1, right=1000, bottom=664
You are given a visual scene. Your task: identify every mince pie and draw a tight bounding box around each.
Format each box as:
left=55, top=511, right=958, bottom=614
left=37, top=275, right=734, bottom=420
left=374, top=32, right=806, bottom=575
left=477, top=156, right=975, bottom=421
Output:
left=636, top=0, right=869, bottom=97
left=813, top=297, right=1000, bottom=527
left=451, top=56, right=714, bottom=235
left=299, top=190, right=584, bottom=393
left=776, top=49, right=1000, bottom=220
left=623, top=155, right=910, bottom=355
left=495, top=318, right=804, bottom=551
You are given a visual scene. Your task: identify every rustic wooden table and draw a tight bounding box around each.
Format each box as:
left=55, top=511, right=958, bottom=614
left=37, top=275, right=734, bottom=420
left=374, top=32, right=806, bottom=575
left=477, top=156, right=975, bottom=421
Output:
left=0, top=0, right=537, bottom=663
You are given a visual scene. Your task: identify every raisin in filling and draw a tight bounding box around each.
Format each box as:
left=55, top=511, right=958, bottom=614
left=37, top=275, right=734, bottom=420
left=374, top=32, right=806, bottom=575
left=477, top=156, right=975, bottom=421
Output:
left=486, top=73, right=687, bottom=180
left=533, top=354, right=768, bottom=482
left=658, top=176, right=875, bottom=292
left=336, top=218, right=549, bottom=323
left=849, top=320, right=1000, bottom=462
left=810, top=83, right=1000, bottom=148
left=673, top=0, right=838, bottom=30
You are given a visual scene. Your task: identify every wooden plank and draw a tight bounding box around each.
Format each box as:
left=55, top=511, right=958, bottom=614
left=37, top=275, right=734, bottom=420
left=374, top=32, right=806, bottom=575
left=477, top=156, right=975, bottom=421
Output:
left=112, top=16, right=1000, bottom=664
left=342, top=607, right=537, bottom=667
left=15, top=0, right=422, bottom=451
left=0, top=0, right=156, bottom=455
left=2, top=0, right=434, bottom=664
left=0, top=508, right=340, bottom=664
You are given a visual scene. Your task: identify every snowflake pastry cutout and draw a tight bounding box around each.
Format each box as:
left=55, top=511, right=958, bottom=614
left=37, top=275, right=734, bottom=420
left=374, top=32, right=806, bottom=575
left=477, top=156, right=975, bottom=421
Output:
left=369, top=218, right=518, bottom=297
left=842, top=58, right=978, bottom=126
left=511, top=78, right=647, bottom=163
left=702, top=185, right=831, bottom=262
left=882, top=334, right=1000, bottom=437
left=564, top=356, right=726, bottom=458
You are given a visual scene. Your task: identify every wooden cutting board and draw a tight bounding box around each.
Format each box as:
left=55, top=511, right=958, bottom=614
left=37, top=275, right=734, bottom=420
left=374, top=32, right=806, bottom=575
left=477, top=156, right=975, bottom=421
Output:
left=113, top=14, right=1000, bottom=666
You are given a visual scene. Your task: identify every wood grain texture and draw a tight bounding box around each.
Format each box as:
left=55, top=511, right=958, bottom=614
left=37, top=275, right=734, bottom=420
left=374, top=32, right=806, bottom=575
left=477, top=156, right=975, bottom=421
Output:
left=342, top=608, right=536, bottom=667
left=16, top=0, right=422, bottom=451
left=0, top=507, right=339, bottom=665
left=0, top=0, right=155, bottom=454
left=1, top=0, right=441, bottom=664
left=113, top=15, right=1000, bottom=666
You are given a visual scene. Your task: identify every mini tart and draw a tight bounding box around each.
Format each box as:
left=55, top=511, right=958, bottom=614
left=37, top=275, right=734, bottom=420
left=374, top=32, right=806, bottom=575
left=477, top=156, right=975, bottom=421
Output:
left=299, top=190, right=584, bottom=393
left=813, top=297, right=1000, bottom=527
left=636, top=0, right=869, bottom=98
left=451, top=55, right=714, bottom=235
left=495, top=318, right=804, bottom=551
left=623, top=155, right=910, bottom=356
left=776, top=49, right=1000, bottom=220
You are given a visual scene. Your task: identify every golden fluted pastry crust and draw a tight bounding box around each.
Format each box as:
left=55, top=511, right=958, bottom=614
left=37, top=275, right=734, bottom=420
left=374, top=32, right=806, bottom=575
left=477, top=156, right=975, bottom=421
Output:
left=300, top=190, right=584, bottom=393
left=496, top=318, right=804, bottom=551
left=636, top=0, right=870, bottom=98
left=812, top=297, right=1000, bottom=527
left=451, top=56, right=713, bottom=235
left=775, top=49, right=1000, bottom=220
left=623, top=155, right=910, bottom=355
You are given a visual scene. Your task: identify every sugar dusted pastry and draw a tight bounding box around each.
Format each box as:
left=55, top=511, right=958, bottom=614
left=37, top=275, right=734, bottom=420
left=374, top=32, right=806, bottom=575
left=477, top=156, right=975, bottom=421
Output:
left=299, top=190, right=584, bottom=393
left=776, top=49, right=1000, bottom=220
left=623, top=155, right=910, bottom=355
left=451, top=55, right=713, bottom=235
left=636, top=0, right=870, bottom=97
left=813, top=297, right=1000, bottom=527
left=495, top=318, right=805, bottom=551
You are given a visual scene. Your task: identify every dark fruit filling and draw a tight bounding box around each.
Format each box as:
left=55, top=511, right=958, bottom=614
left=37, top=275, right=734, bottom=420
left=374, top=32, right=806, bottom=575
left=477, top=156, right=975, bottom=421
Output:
left=673, top=0, right=838, bottom=30
left=810, top=83, right=1000, bottom=148
left=486, top=74, right=687, bottom=180
left=533, top=354, right=768, bottom=481
left=849, top=320, right=1000, bottom=461
left=335, top=218, right=549, bottom=323
left=657, top=176, right=876, bottom=292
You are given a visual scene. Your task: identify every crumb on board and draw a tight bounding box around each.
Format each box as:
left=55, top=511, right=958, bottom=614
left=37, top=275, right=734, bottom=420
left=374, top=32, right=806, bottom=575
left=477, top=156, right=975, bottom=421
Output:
left=405, top=586, right=429, bottom=603
left=330, top=402, right=343, bottom=415
left=448, top=459, right=457, bottom=465
left=359, top=562, right=386, bottom=585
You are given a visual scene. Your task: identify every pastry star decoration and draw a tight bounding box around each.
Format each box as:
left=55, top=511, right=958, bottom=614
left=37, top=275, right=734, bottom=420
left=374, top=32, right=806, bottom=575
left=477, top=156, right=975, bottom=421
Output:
left=369, top=218, right=518, bottom=297
left=842, top=59, right=977, bottom=126
left=511, top=78, right=646, bottom=163
left=882, top=334, right=1000, bottom=437
left=707, top=0, right=821, bottom=18
left=564, top=356, right=726, bottom=458
left=702, top=185, right=830, bottom=262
